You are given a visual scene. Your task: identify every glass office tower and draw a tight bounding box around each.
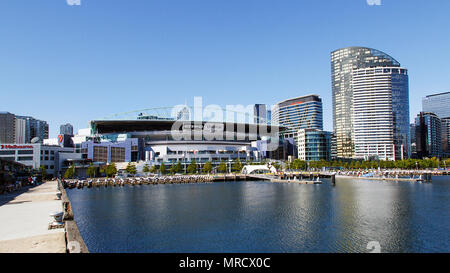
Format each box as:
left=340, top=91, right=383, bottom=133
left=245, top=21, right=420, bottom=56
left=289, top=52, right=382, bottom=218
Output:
left=415, top=112, right=442, bottom=158
left=271, top=95, right=323, bottom=140
left=331, top=47, right=402, bottom=159
left=422, top=92, right=450, bottom=119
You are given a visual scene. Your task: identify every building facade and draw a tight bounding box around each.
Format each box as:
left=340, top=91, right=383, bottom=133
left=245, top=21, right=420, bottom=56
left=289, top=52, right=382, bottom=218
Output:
left=0, top=143, right=75, bottom=177
left=60, top=123, right=74, bottom=135
left=441, top=118, right=450, bottom=157
left=254, top=104, right=267, bottom=124
left=88, top=119, right=282, bottom=170
left=271, top=95, right=323, bottom=141
left=297, top=129, right=332, bottom=161
left=0, top=112, right=16, bottom=144
left=415, top=112, right=442, bottom=158
left=422, top=92, right=450, bottom=119
left=16, top=116, right=49, bottom=143
left=352, top=67, right=410, bottom=160
left=81, top=138, right=143, bottom=163
left=331, top=47, right=402, bottom=159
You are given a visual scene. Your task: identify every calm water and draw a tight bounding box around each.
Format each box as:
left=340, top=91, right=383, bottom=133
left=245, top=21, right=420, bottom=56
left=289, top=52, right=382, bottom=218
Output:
left=68, top=177, right=450, bottom=253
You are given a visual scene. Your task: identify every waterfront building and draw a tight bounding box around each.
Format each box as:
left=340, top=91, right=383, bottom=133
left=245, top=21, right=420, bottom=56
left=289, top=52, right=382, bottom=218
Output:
left=422, top=91, right=450, bottom=119
left=271, top=94, right=323, bottom=140
left=331, top=47, right=402, bottom=159
left=88, top=119, right=282, bottom=170
left=442, top=118, right=450, bottom=157
left=81, top=138, right=143, bottom=163
left=0, top=112, right=16, bottom=144
left=352, top=67, right=410, bottom=160
left=297, top=129, right=331, bottom=161
left=60, top=123, right=74, bottom=136
left=415, top=112, right=442, bottom=158
left=0, top=143, right=75, bottom=177
left=254, top=104, right=267, bottom=124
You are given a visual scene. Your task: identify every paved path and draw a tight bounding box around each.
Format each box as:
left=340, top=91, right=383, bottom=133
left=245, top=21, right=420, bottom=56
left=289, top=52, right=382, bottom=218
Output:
left=0, top=180, right=66, bottom=253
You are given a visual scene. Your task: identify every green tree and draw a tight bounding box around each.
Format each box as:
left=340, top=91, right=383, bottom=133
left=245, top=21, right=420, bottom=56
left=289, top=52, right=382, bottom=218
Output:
left=39, top=165, right=47, bottom=179
left=86, top=163, right=96, bottom=178
left=174, top=161, right=182, bottom=173
left=218, top=160, right=227, bottom=173
left=150, top=165, right=157, bottom=174
left=160, top=162, right=167, bottom=175
left=232, top=159, right=243, bottom=173
left=291, top=159, right=306, bottom=170
left=142, top=164, right=150, bottom=173
left=271, top=162, right=281, bottom=172
left=187, top=159, right=198, bottom=174
left=106, top=163, right=117, bottom=177
left=202, top=161, right=213, bottom=174
left=125, top=162, right=137, bottom=175
left=64, top=165, right=75, bottom=179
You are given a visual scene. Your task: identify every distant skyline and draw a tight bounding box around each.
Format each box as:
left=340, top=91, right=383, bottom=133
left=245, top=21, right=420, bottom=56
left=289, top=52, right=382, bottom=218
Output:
left=1, top=0, right=449, bottom=138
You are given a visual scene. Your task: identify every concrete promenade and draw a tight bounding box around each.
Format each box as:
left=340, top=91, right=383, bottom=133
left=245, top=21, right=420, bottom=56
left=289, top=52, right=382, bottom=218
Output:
left=0, top=180, right=66, bottom=253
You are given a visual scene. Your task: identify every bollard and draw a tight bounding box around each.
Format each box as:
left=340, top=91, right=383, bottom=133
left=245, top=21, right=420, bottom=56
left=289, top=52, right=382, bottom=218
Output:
left=331, top=174, right=336, bottom=186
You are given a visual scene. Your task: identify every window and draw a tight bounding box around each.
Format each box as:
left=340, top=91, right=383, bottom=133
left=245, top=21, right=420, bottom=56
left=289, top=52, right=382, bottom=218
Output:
left=93, top=146, right=108, bottom=163
left=111, top=147, right=125, bottom=162
left=0, top=151, right=15, bottom=155
left=18, top=150, right=33, bottom=155
left=18, top=156, right=33, bottom=161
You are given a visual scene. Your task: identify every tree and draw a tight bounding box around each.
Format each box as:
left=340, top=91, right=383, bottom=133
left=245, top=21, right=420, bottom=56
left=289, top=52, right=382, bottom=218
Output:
left=125, top=162, right=137, bottom=175
left=86, top=163, right=96, bottom=178
left=39, top=165, right=47, bottom=179
left=106, top=163, right=117, bottom=177
left=142, top=164, right=150, bottom=173
left=174, top=161, right=182, bottom=174
left=160, top=163, right=167, bottom=175
left=150, top=165, right=157, bottom=174
left=202, top=161, right=212, bottom=174
left=64, top=165, right=75, bottom=179
left=291, top=159, right=306, bottom=170
left=271, top=162, right=281, bottom=172
left=232, top=159, right=243, bottom=173
left=218, top=160, right=227, bottom=173
left=187, top=159, right=198, bottom=174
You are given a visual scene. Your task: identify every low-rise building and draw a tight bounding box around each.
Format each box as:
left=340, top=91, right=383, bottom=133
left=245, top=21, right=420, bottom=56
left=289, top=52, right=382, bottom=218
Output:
left=297, top=129, right=331, bottom=161
left=0, top=143, right=76, bottom=177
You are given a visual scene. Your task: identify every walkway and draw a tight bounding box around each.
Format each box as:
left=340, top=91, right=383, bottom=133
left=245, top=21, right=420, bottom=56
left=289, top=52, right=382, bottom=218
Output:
left=0, top=180, right=66, bottom=253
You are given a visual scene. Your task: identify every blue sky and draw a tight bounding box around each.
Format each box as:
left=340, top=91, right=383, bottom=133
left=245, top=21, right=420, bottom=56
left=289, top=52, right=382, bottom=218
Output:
left=1, top=0, right=449, bottom=138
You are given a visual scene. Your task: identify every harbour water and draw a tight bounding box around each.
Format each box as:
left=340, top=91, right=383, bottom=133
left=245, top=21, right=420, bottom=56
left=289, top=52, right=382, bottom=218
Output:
left=67, top=177, right=450, bottom=253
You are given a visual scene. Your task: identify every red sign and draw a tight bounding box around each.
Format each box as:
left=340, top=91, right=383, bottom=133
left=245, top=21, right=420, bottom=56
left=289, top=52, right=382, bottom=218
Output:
left=58, top=135, right=63, bottom=144
left=1, top=144, right=34, bottom=149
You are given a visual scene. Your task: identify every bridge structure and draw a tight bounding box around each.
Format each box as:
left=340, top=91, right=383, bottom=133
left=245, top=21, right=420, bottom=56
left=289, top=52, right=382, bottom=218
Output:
left=241, top=164, right=278, bottom=175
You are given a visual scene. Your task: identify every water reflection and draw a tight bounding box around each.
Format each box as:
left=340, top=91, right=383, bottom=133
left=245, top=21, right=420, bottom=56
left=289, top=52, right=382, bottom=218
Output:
left=68, top=177, right=450, bottom=253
